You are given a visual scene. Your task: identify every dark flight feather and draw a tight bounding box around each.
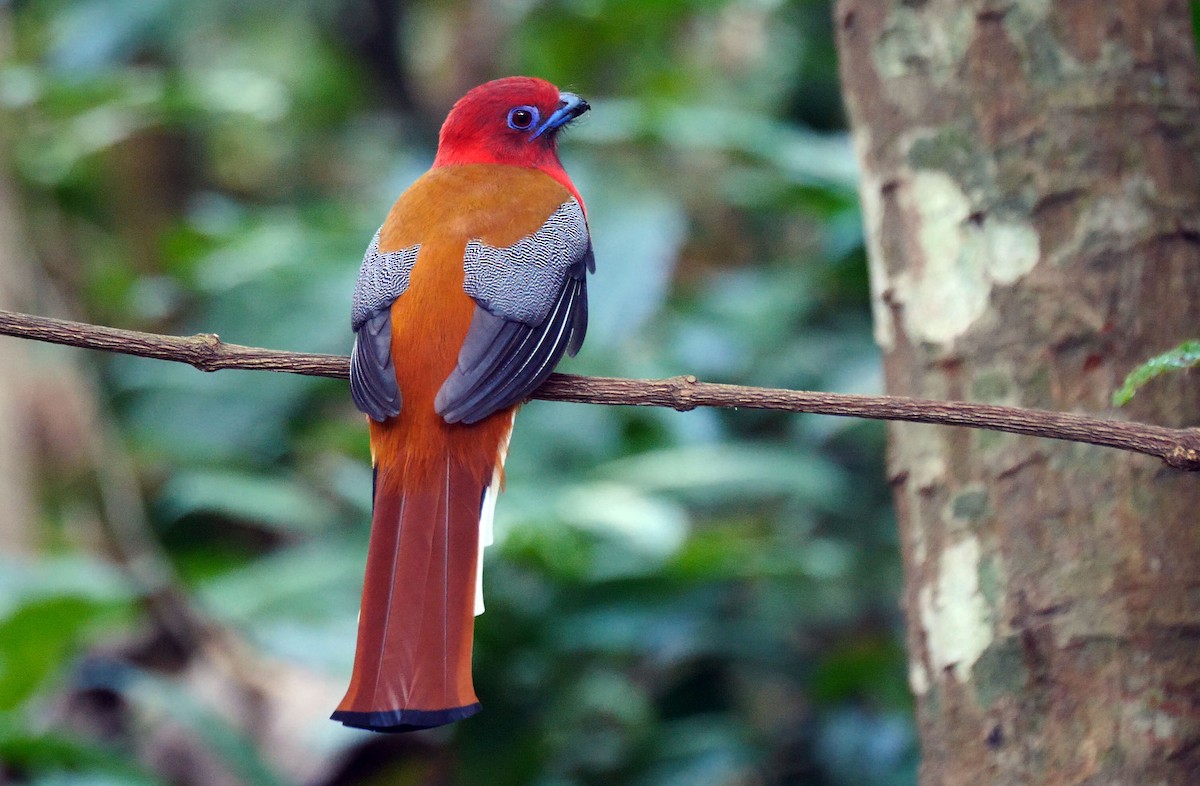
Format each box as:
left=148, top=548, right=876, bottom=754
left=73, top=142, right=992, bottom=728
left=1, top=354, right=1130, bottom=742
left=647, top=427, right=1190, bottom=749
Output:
left=436, top=248, right=589, bottom=424
left=350, top=310, right=402, bottom=421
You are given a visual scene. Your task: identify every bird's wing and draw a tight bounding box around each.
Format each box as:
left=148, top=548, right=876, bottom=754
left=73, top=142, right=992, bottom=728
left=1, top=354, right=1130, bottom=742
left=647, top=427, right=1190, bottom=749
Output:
left=349, top=229, right=420, bottom=421
left=435, top=197, right=594, bottom=425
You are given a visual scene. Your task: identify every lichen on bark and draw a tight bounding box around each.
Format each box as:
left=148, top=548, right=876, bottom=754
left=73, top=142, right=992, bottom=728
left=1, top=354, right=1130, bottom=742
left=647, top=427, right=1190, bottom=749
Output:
left=836, top=0, right=1200, bottom=782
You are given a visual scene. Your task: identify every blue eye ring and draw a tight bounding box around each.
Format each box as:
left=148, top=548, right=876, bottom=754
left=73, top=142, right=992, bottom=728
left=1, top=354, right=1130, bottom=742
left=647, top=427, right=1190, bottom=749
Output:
left=507, top=106, right=540, bottom=131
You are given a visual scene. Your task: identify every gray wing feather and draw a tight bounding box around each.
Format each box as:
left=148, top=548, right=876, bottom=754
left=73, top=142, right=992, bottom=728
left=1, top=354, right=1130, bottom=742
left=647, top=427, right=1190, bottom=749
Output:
left=350, top=311, right=401, bottom=421
left=462, top=199, right=590, bottom=325
left=436, top=198, right=593, bottom=425
left=349, top=229, right=419, bottom=421
left=566, top=245, right=592, bottom=357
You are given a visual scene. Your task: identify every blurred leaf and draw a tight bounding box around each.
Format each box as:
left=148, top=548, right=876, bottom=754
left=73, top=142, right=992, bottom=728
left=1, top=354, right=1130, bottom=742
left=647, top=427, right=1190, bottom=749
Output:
left=0, top=557, right=133, bottom=712
left=0, top=555, right=133, bottom=618
left=126, top=672, right=287, bottom=786
left=556, top=483, right=689, bottom=558
left=29, top=775, right=158, bottom=786
left=815, top=708, right=917, bottom=786
left=669, top=528, right=852, bottom=587
left=554, top=604, right=704, bottom=659
left=0, top=719, right=159, bottom=785
left=44, top=0, right=171, bottom=73
left=573, top=100, right=858, bottom=188
left=635, top=715, right=754, bottom=786
left=600, top=443, right=847, bottom=508
left=811, top=638, right=911, bottom=709
left=158, top=468, right=334, bottom=533
left=575, top=168, right=686, bottom=346
left=197, top=542, right=362, bottom=668
left=1194, top=1, right=1200, bottom=57
left=0, top=597, right=108, bottom=710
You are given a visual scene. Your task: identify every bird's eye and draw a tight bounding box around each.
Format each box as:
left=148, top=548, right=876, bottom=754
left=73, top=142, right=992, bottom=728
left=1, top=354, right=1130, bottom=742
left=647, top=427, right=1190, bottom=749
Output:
left=507, top=106, right=539, bottom=130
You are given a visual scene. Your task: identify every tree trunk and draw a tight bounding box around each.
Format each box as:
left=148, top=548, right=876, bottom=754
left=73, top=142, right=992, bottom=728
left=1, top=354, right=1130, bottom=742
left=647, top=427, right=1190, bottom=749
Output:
left=835, top=2, right=1200, bottom=783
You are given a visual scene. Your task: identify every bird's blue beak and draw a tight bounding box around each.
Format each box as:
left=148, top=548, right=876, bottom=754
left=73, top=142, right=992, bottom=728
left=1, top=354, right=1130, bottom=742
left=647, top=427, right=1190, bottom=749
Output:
left=532, top=92, right=590, bottom=139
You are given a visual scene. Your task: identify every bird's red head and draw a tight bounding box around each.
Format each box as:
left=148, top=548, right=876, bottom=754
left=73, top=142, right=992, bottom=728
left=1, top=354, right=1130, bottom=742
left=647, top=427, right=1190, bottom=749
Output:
left=432, top=77, right=589, bottom=193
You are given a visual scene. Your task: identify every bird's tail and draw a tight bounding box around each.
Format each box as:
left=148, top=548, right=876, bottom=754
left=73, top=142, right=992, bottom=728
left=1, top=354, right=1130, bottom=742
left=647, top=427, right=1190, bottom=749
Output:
left=332, top=449, right=490, bottom=732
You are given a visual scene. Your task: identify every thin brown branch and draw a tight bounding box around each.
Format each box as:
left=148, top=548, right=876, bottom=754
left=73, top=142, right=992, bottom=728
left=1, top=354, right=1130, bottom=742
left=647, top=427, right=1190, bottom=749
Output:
left=2, top=308, right=1198, bottom=471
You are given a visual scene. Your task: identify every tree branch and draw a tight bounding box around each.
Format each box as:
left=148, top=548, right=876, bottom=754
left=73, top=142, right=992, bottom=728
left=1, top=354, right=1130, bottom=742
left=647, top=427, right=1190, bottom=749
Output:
left=2, top=308, right=1197, bottom=471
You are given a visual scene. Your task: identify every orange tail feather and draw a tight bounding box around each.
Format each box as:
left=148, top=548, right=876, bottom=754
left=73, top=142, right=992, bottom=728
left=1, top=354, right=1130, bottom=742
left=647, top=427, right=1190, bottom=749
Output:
left=333, top=451, right=486, bottom=732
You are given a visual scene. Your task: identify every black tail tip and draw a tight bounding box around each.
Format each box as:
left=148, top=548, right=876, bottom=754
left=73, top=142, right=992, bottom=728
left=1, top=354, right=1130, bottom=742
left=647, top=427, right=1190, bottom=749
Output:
left=331, top=703, right=482, bottom=733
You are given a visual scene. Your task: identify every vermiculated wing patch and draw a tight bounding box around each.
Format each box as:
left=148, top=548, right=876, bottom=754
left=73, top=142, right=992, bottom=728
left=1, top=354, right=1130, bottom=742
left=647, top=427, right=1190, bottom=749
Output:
left=436, top=198, right=592, bottom=425
left=349, top=230, right=420, bottom=421
left=462, top=199, right=591, bottom=325
left=351, top=230, right=420, bottom=331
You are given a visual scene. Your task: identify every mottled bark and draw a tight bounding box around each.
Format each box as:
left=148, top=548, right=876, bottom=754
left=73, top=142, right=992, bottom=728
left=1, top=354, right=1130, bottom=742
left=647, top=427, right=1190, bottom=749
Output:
left=836, top=1, right=1200, bottom=784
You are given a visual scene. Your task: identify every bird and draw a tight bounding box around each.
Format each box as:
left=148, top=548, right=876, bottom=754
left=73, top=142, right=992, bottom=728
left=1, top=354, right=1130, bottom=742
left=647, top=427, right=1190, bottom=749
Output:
left=332, top=77, right=593, bottom=733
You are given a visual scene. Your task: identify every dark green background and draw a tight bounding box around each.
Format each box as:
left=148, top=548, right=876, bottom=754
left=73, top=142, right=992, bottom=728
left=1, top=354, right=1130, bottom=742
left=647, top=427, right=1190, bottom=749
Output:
left=0, top=1, right=916, bottom=783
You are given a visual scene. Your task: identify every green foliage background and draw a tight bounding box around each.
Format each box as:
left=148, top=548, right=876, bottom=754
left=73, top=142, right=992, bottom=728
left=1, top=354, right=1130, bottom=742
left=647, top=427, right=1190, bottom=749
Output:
left=0, top=1, right=913, bottom=783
